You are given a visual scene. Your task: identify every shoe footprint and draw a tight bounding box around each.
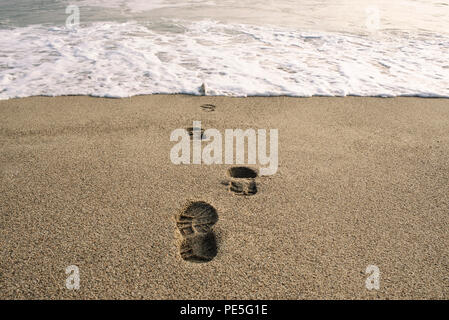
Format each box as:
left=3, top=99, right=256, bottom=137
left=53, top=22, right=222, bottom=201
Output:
left=200, top=104, right=216, bottom=112
left=225, top=166, right=258, bottom=196
left=175, top=201, right=218, bottom=263
left=186, top=127, right=206, bottom=140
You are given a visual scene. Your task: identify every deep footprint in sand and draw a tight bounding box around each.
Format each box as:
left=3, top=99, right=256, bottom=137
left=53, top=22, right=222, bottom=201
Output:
left=226, top=166, right=258, bottom=196
left=176, top=201, right=218, bottom=262
left=179, top=232, right=217, bottom=263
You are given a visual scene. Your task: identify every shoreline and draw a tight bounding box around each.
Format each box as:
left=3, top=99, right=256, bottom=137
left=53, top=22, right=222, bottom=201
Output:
left=1, top=95, right=448, bottom=299
left=2, top=93, right=449, bottom=101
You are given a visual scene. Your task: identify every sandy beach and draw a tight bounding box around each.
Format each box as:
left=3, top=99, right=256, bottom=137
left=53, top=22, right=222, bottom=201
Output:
left=0, top=95, right=448, bottom=299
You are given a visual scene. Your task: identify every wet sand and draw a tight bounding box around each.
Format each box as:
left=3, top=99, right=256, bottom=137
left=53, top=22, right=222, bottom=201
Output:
left=0, top=95, right=448, bottom=299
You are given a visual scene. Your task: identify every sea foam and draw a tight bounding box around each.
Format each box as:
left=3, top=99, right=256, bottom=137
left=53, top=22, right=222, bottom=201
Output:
left=1, top=20, right=448, bottom=99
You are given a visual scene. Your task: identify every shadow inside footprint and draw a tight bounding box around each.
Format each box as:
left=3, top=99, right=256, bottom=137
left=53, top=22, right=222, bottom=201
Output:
left=227, top=167, right=258, bottom=196
left=176, top=201, right=218, bottom=263
left=180, top=232, right=217, bottom=263
left=229, top=166, right=258, bottom=179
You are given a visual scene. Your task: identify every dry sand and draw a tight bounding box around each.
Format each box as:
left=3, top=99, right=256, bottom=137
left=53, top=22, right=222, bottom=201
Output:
left=0, top=95, right=448, bottom=299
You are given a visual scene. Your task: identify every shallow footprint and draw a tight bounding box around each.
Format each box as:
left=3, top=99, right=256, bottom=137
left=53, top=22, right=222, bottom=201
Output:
left=227, top=166, right=258, bottom=196
left=200, top=104, right=216, bottom=112
left=229, top=180, right=257, bottom=196
left=176, top=201, right=218, bottom=263
left=186, top=127, right=205, bottom=140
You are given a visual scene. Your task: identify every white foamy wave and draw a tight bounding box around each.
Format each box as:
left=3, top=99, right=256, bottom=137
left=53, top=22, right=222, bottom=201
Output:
left=1, top=20, right=448, bottom=99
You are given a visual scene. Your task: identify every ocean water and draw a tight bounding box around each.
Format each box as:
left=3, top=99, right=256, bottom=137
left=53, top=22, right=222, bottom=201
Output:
left=0, top=0, right=448, bottom=99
